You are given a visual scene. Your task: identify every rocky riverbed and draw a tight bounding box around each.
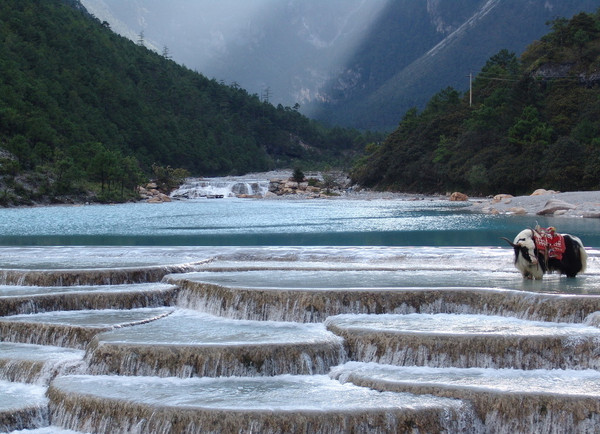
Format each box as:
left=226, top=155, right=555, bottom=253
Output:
left=467, top=189, right=600, bottom=218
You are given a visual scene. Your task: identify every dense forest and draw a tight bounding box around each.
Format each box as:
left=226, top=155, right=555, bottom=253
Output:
left=0, top=0, right=377, bottom=205
left=351, top=10, right=600, bottom=196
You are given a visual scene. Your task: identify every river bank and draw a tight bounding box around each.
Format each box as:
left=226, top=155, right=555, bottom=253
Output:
left=467, top=190, right=600, bottom=219
left=169, top=174, right=600, bottom=220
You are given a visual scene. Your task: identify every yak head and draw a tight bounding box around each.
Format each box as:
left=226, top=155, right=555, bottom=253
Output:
left=502, top=229, right=539, bottom=265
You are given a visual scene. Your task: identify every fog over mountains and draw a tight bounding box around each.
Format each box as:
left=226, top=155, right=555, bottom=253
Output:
left=81, top=0, right=599, bottom=130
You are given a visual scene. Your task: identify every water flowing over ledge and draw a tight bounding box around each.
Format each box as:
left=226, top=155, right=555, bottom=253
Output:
left=0, top=308, right=174, bottom=349
left=170, top=176, right=270, bottom=199
left=0, top=343, right=85, bottom=385
left=0, top=381, right=48, bottom=431
left=86, top=310, right=345, bottom=377
left=2, top=245, right=600, bottom=432
left=166, top=269, right=600, bottom=323
left=331, top=362, right=600, bottom=433
left=324, top=313, right=600, bottom=370
left=0, top=283, right=177, bottom=316
left=47, top=374, right=477, bottom=434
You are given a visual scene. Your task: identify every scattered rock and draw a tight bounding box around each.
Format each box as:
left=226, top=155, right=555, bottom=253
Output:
left=507, top=207, right=527, bottom=215
left=449, top=192, right=468, bottom=201
left=138, top=186, right=172, bottom=203
left=492, top=194, right=513, bottom=203
left=536, top=199, right=576, bottom=215
left=530, top=188, right=559, bottom=196
left=267, top=178, right=341, bottom=198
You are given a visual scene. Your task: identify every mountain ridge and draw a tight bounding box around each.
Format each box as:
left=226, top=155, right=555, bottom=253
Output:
left=81, top=0, right=600, bottom=130
left=350, top=10, right=600, bottom=195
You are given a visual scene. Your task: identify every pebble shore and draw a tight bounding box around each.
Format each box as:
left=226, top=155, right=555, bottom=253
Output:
left=467, top=189, right=600, bottom=218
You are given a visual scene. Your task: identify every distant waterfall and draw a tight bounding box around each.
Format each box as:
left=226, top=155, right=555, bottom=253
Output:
left=170, top=175, right=273, bottom=199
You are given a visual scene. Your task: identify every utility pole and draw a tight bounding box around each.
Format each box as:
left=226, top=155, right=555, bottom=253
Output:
left=262, top=87, right=271, bottom=104
left=468, top=72, right=472, bottom=107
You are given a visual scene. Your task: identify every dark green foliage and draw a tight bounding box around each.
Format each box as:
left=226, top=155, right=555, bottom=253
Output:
left=351, top=10, right=600, bottom=195
left=0, top=0, right=374, bottom=204
left=151, top=164, right=189, bottom=193
left=291, top=167, right=305, bottom=183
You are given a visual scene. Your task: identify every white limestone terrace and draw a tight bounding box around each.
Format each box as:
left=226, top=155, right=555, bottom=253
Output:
left=324, top=313, right=600, bottom=370
left=86, top=309, right=345, bottom=377
left=0, top=246, right=222, bottom=285
left=0, top=307, right=174, bottom=349
left=47, top=374, right=478, bottom=433
left=3, top=244, right=600, bottom=432
left=0, top=282, right=178, bottom=317
left=331, top=362, right=600, bottom=433
left=0, top=246, right=222, bottom=270
left=0, top=283, right=175, bottom=297
left=468, top=190, right=600, bottom=217
left=167, top=267, right=600, bottom=293
left=332, top=362, right=600, bottom=397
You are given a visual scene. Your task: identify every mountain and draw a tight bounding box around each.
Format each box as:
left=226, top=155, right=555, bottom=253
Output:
left=80, top=0, right=600, bottom=130
left=350, top=10, right=600, bottom=195
left=0, top=0, right=374, bottom=205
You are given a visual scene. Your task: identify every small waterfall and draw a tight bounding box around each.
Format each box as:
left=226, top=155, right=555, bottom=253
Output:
left=86, top=339, right=346, bottom=378
left=0, top=343, right=86, bottom=385
left=0, top=264, right=198, bottom=286
left=171, top=176, right=270, bottom=199
left=0, top=381, right=49, bottom=431
left=331, top=363, right=600, bottom=434
left=325, top=313, right=600, bottom=370
left=85, top=311, right=346, bottom=377
left=2, top=245, right=600, bottom=432
left=168, top=275, right=600, bottom=323
left=0, top=308, right=174, bottom=349
left=0, top=283, right=178, bottom=317
left=47, top=374, right=481, bottom=434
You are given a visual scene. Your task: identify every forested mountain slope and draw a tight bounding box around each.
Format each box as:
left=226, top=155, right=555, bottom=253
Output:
left=350, top=10, right=600, bottom=196
left=0, top=0, right=373, bottom=205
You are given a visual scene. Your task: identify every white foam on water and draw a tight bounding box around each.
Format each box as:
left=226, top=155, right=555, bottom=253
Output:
left=95, top=310, right=340, bottom=346
left=50, top=374, right=462, bottom=411
left=331, top=362, right=600, bottom=396
left=8, top=428, right=84, bottom=434
left=1, top=307, right=174, bottom=328
left=0, top=381, right=47, bottom=410
left=325, top=313, right=600, bottom=337
left=170, top=177, right=270, bottom=198
left=0, top=343, right=84, bottom=363
left=0, top=283, right=176, bottom=297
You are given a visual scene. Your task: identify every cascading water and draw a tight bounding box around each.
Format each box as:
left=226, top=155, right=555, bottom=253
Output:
left=1, top=233, right=600, bottom=430
left=170, top=176, right=271, bottom=199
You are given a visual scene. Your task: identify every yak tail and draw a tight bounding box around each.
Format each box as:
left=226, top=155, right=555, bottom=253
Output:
left=570, top=235, right=588, bottom=274
left=580, top=245, right=588, bottom=274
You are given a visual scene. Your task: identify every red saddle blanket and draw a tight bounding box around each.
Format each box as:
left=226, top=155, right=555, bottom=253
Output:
left=533, top=230, right=565, bottom=260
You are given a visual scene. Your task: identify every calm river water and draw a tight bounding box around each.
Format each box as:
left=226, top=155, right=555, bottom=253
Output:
left=1, top=198, right=600, bottom=247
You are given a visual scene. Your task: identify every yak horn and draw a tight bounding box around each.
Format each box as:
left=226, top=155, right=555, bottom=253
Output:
left=500, top=237, right=515, bottom=247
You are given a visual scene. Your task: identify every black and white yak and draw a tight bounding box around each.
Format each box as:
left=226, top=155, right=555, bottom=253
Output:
left=502, top=228, right=587, bottom=279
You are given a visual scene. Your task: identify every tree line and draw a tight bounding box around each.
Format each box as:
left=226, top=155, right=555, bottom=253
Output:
left=0, top=0, right=380, bottom=205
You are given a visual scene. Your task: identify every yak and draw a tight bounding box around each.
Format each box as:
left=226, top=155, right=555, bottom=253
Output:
left=502, top=227, right=587, bottom=279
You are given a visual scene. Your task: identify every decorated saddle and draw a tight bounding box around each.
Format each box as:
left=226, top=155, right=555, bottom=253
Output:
left=533, top=226, right=565, bottom=260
